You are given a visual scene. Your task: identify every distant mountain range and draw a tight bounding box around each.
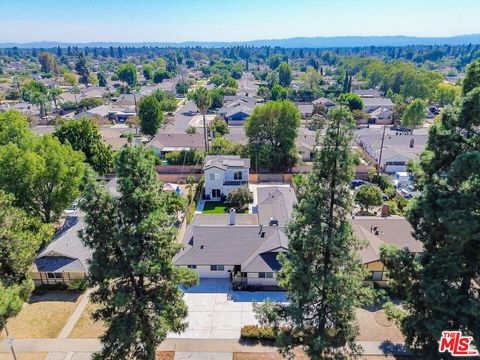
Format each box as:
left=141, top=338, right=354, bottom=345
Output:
left=2, top=34, right=480, bottom=49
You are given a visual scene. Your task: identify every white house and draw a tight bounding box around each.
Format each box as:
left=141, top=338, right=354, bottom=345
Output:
left=203, top=155, right=250, bottom=200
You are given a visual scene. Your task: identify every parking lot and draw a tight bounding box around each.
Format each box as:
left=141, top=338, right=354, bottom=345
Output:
left=170, top=279, right=287, bottom=339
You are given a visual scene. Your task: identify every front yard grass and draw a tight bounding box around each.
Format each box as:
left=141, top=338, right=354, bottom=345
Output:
left=0, top=291, right=83, bottom=339
left=69, top=302, right=106, bottom=338
left=202, top=201, right=248, bottom=214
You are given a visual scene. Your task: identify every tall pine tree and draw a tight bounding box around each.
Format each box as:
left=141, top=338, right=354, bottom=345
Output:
left=381, top=59, right=480, bottom=358
left=80, top=146, right=198, bottom=360
left=256, top=107, right=372, bottom=359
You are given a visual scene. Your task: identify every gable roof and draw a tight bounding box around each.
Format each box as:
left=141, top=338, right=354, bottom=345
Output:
left=35, top=216, right=91, bottom=273
left=257, top=186, right=297, bottom=226
left=352, top=216, right=422, bottom=264
left=362, top=97, right=394, bottom=109
left=174, top=225, right=285, bottom=266
left=312, top=97, right=336, bottom=107
left=145, top=133, right=205, bottom=151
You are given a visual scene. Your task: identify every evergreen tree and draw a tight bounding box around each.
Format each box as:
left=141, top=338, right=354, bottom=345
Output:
left=255, top=107, right=372, bottom=359
left=381, top=59, right=480, bottom=358
left=80, top=146, right=198, bottom=360
left=75, top=52, right=90, bottom=85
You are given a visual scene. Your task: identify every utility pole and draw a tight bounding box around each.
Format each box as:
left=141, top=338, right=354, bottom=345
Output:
left=377, top=123, right=387, bottom=178
left=4, top=324, right=18, bottom=360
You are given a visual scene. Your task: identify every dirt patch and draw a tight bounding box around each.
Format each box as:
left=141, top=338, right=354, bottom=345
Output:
left=69, top=302, right=106, bottom=338
left=0, top=291, right=83, bottom=339
left=156, top=351, right=175, bottom=360
left=357, top=308, right=404, bottom=342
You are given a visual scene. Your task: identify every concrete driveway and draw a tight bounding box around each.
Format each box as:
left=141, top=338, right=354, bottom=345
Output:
left=170, top=279, right=287, bottom=339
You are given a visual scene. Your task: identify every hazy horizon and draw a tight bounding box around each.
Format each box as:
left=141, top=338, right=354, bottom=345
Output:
left=1, top=0, right=479, bottom=43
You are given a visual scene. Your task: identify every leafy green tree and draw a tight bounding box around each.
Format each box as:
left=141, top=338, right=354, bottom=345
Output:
left=209, top=88, right=225, bottom=109
left=338, top=93, right=364, bottom=111
left=209, top=137, right=244, bottom=156
left=208, top=116, right=229, bottom=137
left=354, top=184, right=383, bottom=213
left=22, top=80, right=50, bottom=117
left=138, top=95, right=163, bottom=136
left=185, top=126, right=197, bottom=134
left=80, top=147, right=198, bottom=360
left=227, top=186, right=253, bottom=212
left=153, top=69, right=172, bottom=84
left=434, top=83, right=460, bottom=107
left=401, top=99, right=426, bottom=132
left=0, top=133, right=85, bottom=223
left=75, top=52, right=90, bottom=85
left=381, top=59, right=480, bottom=358
left=143, top=64, right=154, bottom=80
left=255, top=107, right=371, bottom=359
left=38, top=51, right=60, bottom=76
left=117, top=63, right=138, bottom=87
left=0, top=110, right=32, bottom=147
left=97, top=72, right=107, bottom=87
left=277, top=62, right=292, bottom=87
left=49, top=86, right=63, bottom=111
left=245, top=100, right=300, bottom=171
left=185, top=58, right=195, bottom=68
left=190, top=87, right=212, bottom=152
left=270, top=84, right=287, bottom=100
left=54, top=117, right=113, bottom=175
left=269, top=54, right=282, bottom=70
left=0, top=190, right=54, bottom=330
left=176, top=82, right=188, bottom=95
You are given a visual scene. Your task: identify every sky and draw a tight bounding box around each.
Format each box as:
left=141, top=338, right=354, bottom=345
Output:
left=1, top=0, right=479, bottom=43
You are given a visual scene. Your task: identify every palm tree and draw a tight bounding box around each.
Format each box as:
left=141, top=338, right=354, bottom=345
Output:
left=191, top=87, right=212, bottom=152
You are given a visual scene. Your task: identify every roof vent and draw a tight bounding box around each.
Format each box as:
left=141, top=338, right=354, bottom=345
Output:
left=260, top=232, right=265, bottom=238
left=200, top=245, right=204, bottom=249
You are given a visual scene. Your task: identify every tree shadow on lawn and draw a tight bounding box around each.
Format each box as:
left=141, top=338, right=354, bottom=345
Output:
left=29, top=290, right=83, bottom=304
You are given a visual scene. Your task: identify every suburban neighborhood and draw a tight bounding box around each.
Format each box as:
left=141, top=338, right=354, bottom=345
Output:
left=0, top=1, right=479, bottom=360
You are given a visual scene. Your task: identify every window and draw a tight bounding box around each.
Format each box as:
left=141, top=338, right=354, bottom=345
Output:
left=212, top=189, right=221, bottom=198
left=370, top=271, right=383, bottom=281
left=234, top=171, right=242, bottom=180
left=187, top=265, right=197, bottom=269
left=47, top=273, right=55, bottom=279
left=210, top=173, right=220, bottom=180
left=210, top=265, right=225, bottom=271
left=55, top=273, right=63, bottom=279
left=259, top=272, right=274, bottom=278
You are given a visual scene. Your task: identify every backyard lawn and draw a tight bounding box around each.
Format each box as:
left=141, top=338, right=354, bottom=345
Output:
left=0, top=291, right=83, bottom=339
left=202, top=201, right=248, bottom=214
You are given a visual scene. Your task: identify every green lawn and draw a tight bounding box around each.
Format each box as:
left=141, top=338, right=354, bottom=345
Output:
left=202, top=202, right=247, bottom=214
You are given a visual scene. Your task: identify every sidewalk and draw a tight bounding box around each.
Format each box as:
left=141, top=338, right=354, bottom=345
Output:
left=0, top=338, right=408, bottom=356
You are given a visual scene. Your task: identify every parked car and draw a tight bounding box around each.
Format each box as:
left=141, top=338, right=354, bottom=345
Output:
left=350, top=179, right=370, bottom=189
left=393, top=171, right=412, bottom=188
left=64, top=201, right=78, bottom=214
left=400, top=185, right=419, bottom=199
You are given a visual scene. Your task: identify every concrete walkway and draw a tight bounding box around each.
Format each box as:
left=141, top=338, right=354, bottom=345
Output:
left=0, top=338, right=408, bottom=356
left=58, top=289, right=93, bottom=339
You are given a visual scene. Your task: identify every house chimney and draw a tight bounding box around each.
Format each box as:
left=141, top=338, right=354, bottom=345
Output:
left=229, top=208, right=236, bottom=225
left=409, top=138, right=415, bottom=148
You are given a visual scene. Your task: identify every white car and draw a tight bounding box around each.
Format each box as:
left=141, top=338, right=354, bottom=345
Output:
left=64, top=201, right=79, bottom=214
left=400, top=185, right=419, bottom=199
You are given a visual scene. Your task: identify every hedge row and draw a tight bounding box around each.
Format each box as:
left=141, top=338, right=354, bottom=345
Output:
left=240, top=325, right=276, bottom=341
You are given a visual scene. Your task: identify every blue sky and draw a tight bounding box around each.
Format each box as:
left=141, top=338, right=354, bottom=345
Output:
left=1, top=0, right=479, bottom=43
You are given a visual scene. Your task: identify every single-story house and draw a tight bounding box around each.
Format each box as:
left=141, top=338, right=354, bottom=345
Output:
left=218, top=95, right=257, bottom=126
left=255, top=186, right=297, bottom=227
left=352, top=216, right=422, bottom=286
left=362, top=97, right=394, bottom=113
left=312, top=97, right=336, bottom=108
left=353, top=89, right=382, bottom=98
left=145, top=133, right=205, bottom=157
left=31, top=216, right=91, bottom=286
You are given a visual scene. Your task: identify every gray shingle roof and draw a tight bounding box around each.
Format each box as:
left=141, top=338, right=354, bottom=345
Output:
left=174, top=225, right=287, bottom=274
left=257, top=186, right=297, bottom=226
left=35, top=216, right=91, bottom=273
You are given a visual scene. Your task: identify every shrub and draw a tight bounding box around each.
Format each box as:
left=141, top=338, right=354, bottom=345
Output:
left=241, top=325, right=277, bottom=341
left=227, top=186, right=253, bottom=212
left=67, top=278, right=88, bottom=291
